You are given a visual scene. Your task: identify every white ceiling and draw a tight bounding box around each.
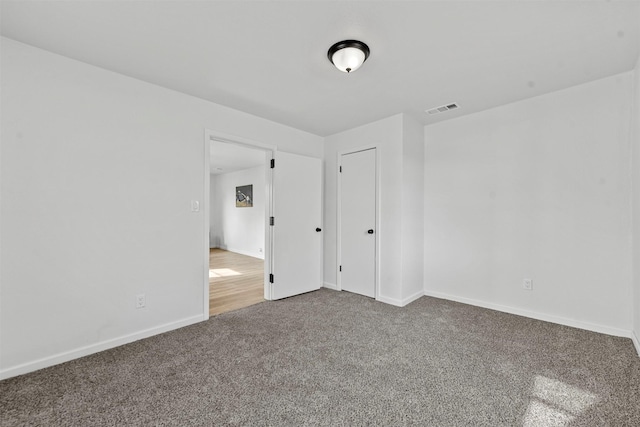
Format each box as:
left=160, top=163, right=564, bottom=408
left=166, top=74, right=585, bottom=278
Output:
left=210, top=140, right=267, bottom=175
left=1, top=1, right=639, bottom=137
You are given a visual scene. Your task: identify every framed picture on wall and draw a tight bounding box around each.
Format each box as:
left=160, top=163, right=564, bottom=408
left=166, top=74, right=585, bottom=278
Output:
left=236, top=184, right=253, bottom=207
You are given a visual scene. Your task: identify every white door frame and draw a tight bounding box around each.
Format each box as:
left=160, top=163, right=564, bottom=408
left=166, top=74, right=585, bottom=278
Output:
left=336, top=145, right=380, bottom=300
left=203, top=129, right=277, bottom=318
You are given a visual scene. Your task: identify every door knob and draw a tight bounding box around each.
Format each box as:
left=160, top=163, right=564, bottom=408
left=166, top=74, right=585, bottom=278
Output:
left=367, top=229, right=374, bottom=234
left=316, top=228, right=322, bottom=232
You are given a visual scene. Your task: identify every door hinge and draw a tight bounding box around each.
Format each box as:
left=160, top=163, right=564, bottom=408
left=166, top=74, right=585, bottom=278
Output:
left=269, top=273, right=274, bottom=283
left=339, top=265, right=342, bottom=272
left=339, top=165, right=342, bottom=173
left=269, top=217, right=275, bottom=226
left=270, top=159, right=275, bottom=169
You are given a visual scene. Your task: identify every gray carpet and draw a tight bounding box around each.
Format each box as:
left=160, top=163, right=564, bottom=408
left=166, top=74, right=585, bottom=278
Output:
left=1, top=289, right=639, bottom=426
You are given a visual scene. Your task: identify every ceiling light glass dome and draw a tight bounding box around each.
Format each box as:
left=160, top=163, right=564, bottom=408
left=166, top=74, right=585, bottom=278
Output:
left=327, top=40, right=370, bottom=73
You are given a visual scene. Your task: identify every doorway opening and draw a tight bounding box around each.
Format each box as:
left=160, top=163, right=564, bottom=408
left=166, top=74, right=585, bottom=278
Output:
left=206, top=133, right=274, bottom=316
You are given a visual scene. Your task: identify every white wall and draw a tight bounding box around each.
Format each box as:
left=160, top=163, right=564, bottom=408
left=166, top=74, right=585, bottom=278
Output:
left=210, top=173, right=218, bottom=248
left=424, top=73, right=634, bottom=336
left=210, top=166, right=266, bottom=259
left=0, top=38, right=322, bottom=379
left=402, top=116, right=425, bottom=302
left=324, top=113, right=424, bottom=306
left=633, top=56, right=640, bottom=350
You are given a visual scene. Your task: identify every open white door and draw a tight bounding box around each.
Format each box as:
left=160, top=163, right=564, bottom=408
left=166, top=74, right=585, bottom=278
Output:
left=270, top=151, right=322, bottom=300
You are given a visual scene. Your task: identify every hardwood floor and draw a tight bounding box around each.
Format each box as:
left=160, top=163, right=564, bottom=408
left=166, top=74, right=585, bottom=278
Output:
left=209, top=248, right=265, bottom=316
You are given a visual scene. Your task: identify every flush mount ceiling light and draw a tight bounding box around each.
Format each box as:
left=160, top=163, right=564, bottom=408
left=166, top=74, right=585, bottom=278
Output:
left=327, top=40, right=370, bottom=73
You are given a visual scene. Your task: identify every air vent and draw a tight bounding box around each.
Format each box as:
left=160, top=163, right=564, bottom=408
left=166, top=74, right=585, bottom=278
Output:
left=426, top=102, right=460, bottom=115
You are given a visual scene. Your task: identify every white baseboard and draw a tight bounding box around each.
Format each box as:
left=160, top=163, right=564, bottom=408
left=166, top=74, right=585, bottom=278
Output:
left=423, top=289, right=633, bottom=339
left=632, top=331, right=640, bottom=357
left=402, top=290, right=424, bottom=306
left=323, top=282, right=338, bottom=291
left=0, top=314, right=205, bottom=380
left=377, top=294, right=402, bottom=306
left=378, top=290, right=424, bottom=307
left=321, top=284, right=422, bottom=305
left=223, top=246, right=264, bottom=260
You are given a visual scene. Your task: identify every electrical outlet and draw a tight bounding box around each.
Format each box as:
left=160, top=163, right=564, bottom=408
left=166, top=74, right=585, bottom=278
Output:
left=522, top=279, right=533, bottom=291
left=136, top=294, right=146, bottom=308
left=259, top=248, right=263, bottom=253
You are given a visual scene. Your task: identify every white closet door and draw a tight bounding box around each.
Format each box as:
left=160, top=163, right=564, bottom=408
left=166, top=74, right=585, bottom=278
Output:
left=340, top=148, right=376, bottom=298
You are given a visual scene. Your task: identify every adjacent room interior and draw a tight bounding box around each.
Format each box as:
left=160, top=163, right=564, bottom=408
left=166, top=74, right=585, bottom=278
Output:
left=208, top=140, right=268, bottom=316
